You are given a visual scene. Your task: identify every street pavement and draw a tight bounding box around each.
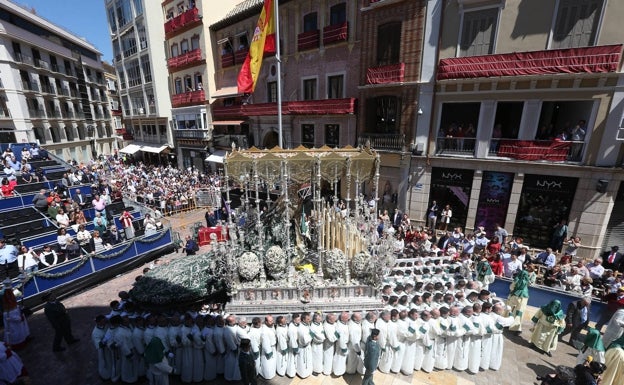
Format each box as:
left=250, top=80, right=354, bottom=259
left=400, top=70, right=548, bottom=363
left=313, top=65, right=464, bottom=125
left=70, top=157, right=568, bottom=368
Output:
left=8, top=209, right=586, bottom=385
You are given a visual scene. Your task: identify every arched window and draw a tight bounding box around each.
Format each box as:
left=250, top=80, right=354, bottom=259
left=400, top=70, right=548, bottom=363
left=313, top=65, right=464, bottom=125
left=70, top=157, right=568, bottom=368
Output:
left=184, top=76, right=193, bottom=92
left=175, top=78, right=183, bottom=94
left=171, top=44, right=179, bottom=58
left=181, top=39, right=189, bottom=54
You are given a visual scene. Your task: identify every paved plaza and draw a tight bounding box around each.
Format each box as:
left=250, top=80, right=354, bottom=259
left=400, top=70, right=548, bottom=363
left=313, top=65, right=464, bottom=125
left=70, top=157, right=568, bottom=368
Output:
left=10, top=209, right=586, bottom=385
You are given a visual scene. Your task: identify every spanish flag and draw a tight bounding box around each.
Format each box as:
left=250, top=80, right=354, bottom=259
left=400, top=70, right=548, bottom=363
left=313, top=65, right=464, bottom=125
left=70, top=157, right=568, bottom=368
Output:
left=237, top=0, right=276, bottom=94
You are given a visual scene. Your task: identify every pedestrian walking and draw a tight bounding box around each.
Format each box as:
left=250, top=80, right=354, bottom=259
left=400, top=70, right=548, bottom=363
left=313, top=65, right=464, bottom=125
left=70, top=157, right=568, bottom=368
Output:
left=43, top=292, right=80, bottom=352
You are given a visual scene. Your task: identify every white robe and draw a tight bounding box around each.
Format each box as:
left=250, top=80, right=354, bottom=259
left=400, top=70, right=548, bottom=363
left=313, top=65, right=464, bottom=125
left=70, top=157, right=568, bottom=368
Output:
left=179, top=325, right=194, bottom=383
left=143, top=326, right=156, bottom=347
left=375, top=319, right=394, bottom=373
left=286, top=322, right=299, bottom=378
left=453, top=314, right=474, bottom=371
left=467, top=313, right=485, bottom=373
left=603, top=309, right=624, bottom=347
left=489, top=312, right=514, bottom=370
left=132, top=326, right=146, bottom=378
left=297, top=322, right=313, bottom=378
left=322, top=321, right=338, bottom=375
left=167, top=325, right=183, bottom=374
left=2, top=308, right=29, bottom=346
left=391, top=319, right=407, bottom=373
left=202, top=326, right=217, bottom=381
left=275, top=325, right=289, bottom=376
left=0, top=343, right=24, bottom=384
left=446, top=315, right=466, bottom=370
left=92, top=326, right=112, bottom=380
left=332, top=321, right=349, bottom=375
left=346, top=320, right=364, bottom=374
left=433, top=317, right=449, bottom=370
left=420, top=318, right=436, bottom=372
left=147, top=357, right=173, bottom=385
left=223, top=325, right=241, bottom=381
left=260, top=324, right=277, bottom=379
left=401, top=317, right=418, bottom=375
left=248, top=326, right=263, bottom=374
left=310, top=321, right=326, bottom=374
left=212, top=326, right=226, bottom=375
left=479, top=311, right=496, bottom=370
left=154, top=326, right=170, bottom=353
left=190, top=325, right=205, bottom=383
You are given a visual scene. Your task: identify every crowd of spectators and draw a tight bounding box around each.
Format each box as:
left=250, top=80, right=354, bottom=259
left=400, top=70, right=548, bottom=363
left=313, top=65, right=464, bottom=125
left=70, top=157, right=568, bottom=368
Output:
left=368, top=204, right=623, bottom=302
left=1, top=144, right=49, bottom=197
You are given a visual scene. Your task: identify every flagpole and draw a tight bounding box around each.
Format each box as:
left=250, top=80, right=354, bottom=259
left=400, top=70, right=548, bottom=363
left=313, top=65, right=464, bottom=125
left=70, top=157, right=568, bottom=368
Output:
left=275, top=0, right=283, bottom=148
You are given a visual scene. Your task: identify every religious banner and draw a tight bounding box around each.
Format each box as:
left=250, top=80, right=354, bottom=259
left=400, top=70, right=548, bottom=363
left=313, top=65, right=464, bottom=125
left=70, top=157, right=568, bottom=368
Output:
left=513, top=174, right=578, bottom=249
left=474, top=172, right=514, bottom=237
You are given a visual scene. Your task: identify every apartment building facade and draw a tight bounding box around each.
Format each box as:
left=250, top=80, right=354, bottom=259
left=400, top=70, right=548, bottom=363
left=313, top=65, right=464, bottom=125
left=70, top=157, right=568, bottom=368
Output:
left=162, top=0, right=239, bottom=171
left=105, top=0, right=173, bottom=163
left=209, top=0, right=360, bottom=160
left=0, top=0, right=114, bottom=162
left=406, top=0, right=624, bottom=257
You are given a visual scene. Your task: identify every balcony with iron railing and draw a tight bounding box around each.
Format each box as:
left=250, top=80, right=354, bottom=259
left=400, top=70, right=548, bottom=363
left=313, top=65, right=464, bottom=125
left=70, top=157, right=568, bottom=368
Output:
left=51, top=64, right=65, bottom=75
left=58, top=87, right=70, bottom=97
left=0, top=108, right=11, bottom=119
left=164, top=7, right=201, bottom=37
left=123, top=46, right=138, bottom=58
left=323, top=22, right=348, bottom=45
left=167, top=49, right=203, bottom=72
left=357, top=133, right=405, bottom=151
left=298, top=29, right=320, bottom=51
left=366, top=63, right=405, bottom=84
left=47, top=109, right=61, bottom=119
left=174, top=129, right=212, bottom=140
left=171, top=89, right=205, bottom=108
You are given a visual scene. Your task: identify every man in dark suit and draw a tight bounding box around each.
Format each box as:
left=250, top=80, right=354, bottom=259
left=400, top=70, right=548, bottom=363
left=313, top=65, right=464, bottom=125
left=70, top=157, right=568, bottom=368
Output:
left=392, top=208, right=402, bottom=229
left=72, top=188, right=87, bottom=209
left=43, top=292, right=79, bottom=352
left=603, top=245, right=623, bottom=273
left=560, top=297, right=591, bottom=345
left=238, top=338, right=257, bottom=385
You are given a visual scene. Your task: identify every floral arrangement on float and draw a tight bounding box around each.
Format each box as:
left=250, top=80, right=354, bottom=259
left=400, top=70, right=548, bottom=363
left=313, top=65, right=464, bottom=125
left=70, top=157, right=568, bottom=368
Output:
left=238, top=251, right=262, bottom=281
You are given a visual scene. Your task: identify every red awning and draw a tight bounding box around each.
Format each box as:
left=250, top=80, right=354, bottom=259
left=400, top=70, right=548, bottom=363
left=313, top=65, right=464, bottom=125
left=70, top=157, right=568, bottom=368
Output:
left=438, top=44, right=623, bottom=80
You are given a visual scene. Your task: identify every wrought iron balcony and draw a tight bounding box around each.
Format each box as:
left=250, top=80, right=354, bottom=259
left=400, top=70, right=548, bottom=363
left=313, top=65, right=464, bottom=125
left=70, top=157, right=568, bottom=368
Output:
left=357, top=133, right=405, bottom=151
left=221, top=53, right=235, bottom=68
left=234, top=48, right=249, bottom=65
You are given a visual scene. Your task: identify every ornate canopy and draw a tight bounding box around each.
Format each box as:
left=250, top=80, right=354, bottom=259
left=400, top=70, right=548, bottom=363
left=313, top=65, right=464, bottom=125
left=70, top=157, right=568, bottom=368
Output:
left=224, top=145, right=379, bottom=184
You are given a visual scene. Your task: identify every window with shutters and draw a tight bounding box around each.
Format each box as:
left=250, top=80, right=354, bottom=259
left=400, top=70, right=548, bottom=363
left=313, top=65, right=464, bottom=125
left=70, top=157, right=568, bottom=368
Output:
left=459, top=8, right=498, bottom=57
left=267, top=81, right=277, bottom=103
left=551, top=0, right=604, bottom=49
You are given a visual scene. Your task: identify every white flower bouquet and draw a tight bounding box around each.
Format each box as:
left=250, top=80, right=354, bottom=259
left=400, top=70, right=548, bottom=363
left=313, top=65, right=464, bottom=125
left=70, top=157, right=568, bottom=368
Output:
left=265, top=245, right=288, bottom=279
left=238, top=251, right=262, bottom=281
left=323, top=248, right=347, bottom=279
left=351, top=251, right=372, bottom=278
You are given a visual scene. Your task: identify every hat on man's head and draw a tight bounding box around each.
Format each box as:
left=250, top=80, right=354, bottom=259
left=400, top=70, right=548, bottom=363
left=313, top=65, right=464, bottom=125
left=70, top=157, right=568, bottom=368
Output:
left=612, top=246, right=619, bottom=251
left=370, top=329, right=380, bottom=337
